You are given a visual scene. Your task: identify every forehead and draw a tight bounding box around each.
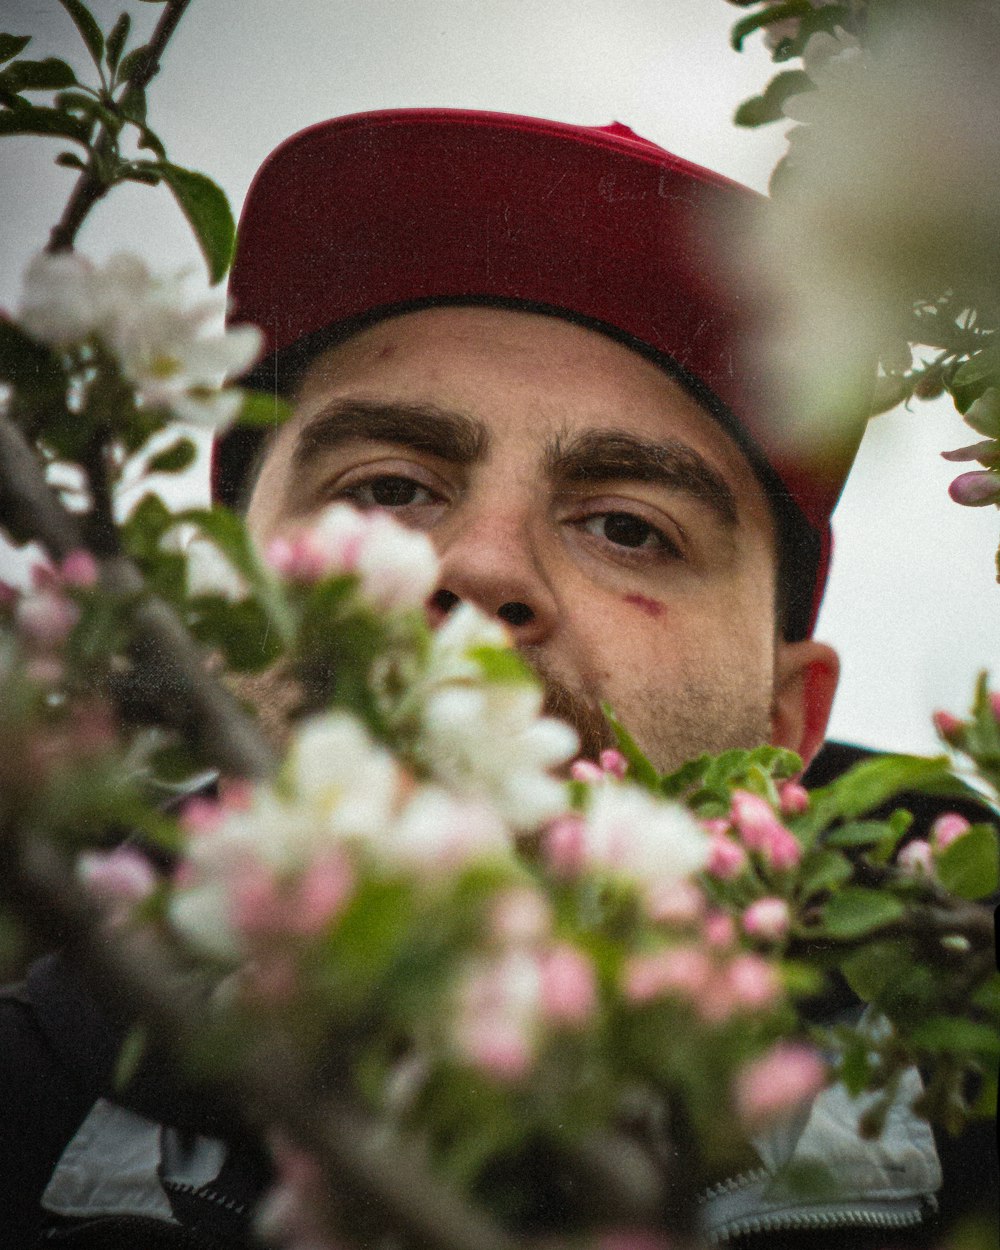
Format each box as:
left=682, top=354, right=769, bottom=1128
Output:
left=250, top=306, right=774, bottom=539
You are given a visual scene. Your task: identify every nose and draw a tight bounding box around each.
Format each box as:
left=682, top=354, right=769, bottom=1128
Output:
left=428, top=502, right=557, bottom=644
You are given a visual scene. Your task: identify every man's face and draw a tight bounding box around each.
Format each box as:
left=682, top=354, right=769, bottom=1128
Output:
left=247, top=306, right=824, bottom=772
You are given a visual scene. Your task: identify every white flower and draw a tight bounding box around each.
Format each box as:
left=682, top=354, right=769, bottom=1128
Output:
left=289, top=713, right=398, bottom=842
left=355, top=512, right=439, bottom=611
left=18, top=252, right=103, bottom=345
left=185, top=537, right=249, bottom=602
left=577, top=782, right=709, bottom=891
left=424, top=602, right=510, bottom=687
left=17, top=251, right=261, bottom=431
left=383, top=786, right=512, bottom=876
left=421, top=682, right=577, bottom=829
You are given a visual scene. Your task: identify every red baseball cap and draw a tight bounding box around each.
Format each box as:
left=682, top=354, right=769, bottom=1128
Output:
left=220, top=108, right=865, bottom=639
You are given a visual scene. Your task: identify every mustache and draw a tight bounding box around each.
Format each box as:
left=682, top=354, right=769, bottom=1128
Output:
left=526, top=654, right=618, bottom=762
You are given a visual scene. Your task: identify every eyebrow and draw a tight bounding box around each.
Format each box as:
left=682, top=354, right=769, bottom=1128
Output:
left=291, top=400, right=488, bottom=474
left=546, top=429, right=739, bottom=527
left=289, top=400, right=738, bottom=528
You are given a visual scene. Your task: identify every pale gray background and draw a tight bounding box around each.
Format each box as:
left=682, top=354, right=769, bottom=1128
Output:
left=1, top=0, right=996, bottom=756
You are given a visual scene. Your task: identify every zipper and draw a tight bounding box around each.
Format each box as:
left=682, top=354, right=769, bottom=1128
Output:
left=163, top=1177, right=248, bottom=1216
left=698, top=1168, right=937, bottom=1244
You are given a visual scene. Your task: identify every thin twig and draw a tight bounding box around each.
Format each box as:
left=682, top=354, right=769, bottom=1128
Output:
left=0, top=413, right=276, bottom=781
left=47, top=0, right=194, bottom=254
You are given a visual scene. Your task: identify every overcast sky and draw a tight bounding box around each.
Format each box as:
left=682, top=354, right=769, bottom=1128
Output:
left=2, top=0, right=997, bottom=757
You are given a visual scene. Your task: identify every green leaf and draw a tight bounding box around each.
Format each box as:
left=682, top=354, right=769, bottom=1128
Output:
left=0, top=103, right=90, bottom=143
left=798, top=847, right=853, bottom=898
left=660, top=753, right=712, bottom=799
left=113, top=1024, right=147, bottom=1090
left=117, top=45, right=150, bottom=83
left=468, top=645, right=535, bottom=685
left=807, top=754, right=979, bottom=830
left=731, top=2, right=812, bottom=52
left=105, top=12, right=130, bottom=73
left=909, top=1016, right=1000, bottom=1058
left=603, top=705, right=660, bottom=791
left=734, top=70, right=814, bottom=128
left=236, top=389, right=292, bottom=430
left=965, top=389, right=1000, bottom=439
left=952, top=345, right=1000, bottom=390
left=935, top=824, right=999, bottom=901
left=0, top=34, right=32, bottom=65
left=189, top=597, right=283, bottom=672
left=840, top=939, right=910, bottom=1002
left=824, top=820, right=897, bottom=848
left=148, top=437, right=197, bottom=474
left=0, top=318, right=65, bottom=389
left=54, top=89, right=120, bottom=131
left=57, top=0, right=104, bottom=67
left=820, top=888, right=905, bottom=939
left=2, top=57, right=76, bottom=91
left=55, top=150, right=86, bottom=169
left=148, top=162, right=235, bottom=284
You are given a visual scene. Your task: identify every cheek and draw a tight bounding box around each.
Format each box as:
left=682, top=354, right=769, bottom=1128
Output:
left=621, top=593, right=665, bottom=619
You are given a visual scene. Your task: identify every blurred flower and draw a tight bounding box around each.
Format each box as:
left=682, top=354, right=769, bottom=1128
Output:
left=78, top=846, right=157, bottom=922
left=730, top=791, right=802, bottom=870
left=947, top=470, right=1000, bottom=508
left=897, top=838, right=935, bottom=877
left=18, top=251, right=261, bottom=430
left=453, top=950, right=541, bottom=1080
left=185, top=537, right=249, bottom=601
left=932, top=709, right=965, bottom=745
left=538, top=942, right=597, bottom=1026
left=705, top=831, right=748, bottom=881
left=385, top=786, right=511, bottom=876
left=734, top=1042, right=827, bottom=1128
left=623, top=946, right=711, bottom=1005
left=421, top=682, right=576, bottom=830
left=490, top=886, right=552, bottom=946
left=778, top=781, right=810, bottom=816
left=742, top=897, right=791, bottom=942
left=59, top=549, right=99, bottom=589
left=15, top=588, right=79, bottom=648
left=931, top=813, right=972, bottom=852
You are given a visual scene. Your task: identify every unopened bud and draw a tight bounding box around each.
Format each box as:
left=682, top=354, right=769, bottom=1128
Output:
left=948, top=470, right=1000, bottom=507
left=932, top=710, right=964, bottom=744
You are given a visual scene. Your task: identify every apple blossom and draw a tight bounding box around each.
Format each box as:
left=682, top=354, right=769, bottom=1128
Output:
left=598, top=748, right=629, bottom=779
left=644, top=879, right=705, bottom=927
left=385, top=786, right=511, bottom=876
left=15, top=589, right=79, bottom=648
left=59, top=549, right=99, bottom=589
left=185, top=537, right=249, bottom=602
left=948, top=470, right=1000, bottom=507
left=931, top=813, right=972, bottom=852
left=742, top=897, right=791, bottom=943
left=932, top=709, right=965, bottom=744
left=490, top=886, right=552, bottom=946
left=703, top=911, right=736, bottom=949
left=778, top=781, right=810, bottom=816
left=897, top=839, right=935, bottom=877
left=705, top=832, right=748, bottom=881
left=622, top=946, right=712, bottom=1005
left=78, top=846, right=157, bottom=918
left=538, top=943, right=597, bottom=1026
left=734, top=1043, right=827, bottom=1129
left=18, top=252, right=103, bottom=345
left=726, top=953, right=782, bottom=1012
left=990, top=691, right=1000, bottom=723
left=453, top=951, right=542, bottom=1080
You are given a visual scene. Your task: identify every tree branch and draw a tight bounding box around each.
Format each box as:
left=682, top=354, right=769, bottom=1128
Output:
left=0, top=413, right=276, bottom=781
left=0, top=825, right=523, bottom=1250
left=47, top=0, right=194, bottom=255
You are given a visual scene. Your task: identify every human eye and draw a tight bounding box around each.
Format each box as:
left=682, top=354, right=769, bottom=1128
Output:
left=579, top=510, right=683, bottom=559
left=341, top=473, right=438, bottom=510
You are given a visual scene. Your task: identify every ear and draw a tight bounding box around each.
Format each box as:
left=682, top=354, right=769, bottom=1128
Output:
left=770, top=640, right=840, bottom=771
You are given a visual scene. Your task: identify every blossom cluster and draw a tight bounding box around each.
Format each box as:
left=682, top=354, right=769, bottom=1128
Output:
left=17, top=251, right=261, bottom=429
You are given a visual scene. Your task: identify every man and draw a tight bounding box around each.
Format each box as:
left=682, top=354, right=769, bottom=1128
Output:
left=2, top=109, right=987, bottom=1248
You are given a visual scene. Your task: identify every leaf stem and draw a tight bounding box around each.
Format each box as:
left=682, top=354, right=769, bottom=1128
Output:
left=47, top=0, right=193, bottom=255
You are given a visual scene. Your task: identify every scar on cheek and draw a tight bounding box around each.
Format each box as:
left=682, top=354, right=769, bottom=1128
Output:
left=622, top=593, right=664, bottom=618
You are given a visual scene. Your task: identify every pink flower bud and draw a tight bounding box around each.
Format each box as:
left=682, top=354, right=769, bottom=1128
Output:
left=735, top=1043, right=826, bottom=1128
left=701, top=817, right=732, bottom=837
left=763, top=824, right=802, bottom=871
left=703, top=910, right=736, bottom=948
left=78, top=846, right=157, bottom=916
left=931, top=812, right=972, bottom=852
left=742, top=897, right=791, bottom=942
left=543, top=813, right=587, bottom=877
left=706, top=833, right=748, bottom=881
left=292, top=852, right=354, bottom=935
left=570, top=758, right=605, bottom=784
left=180, top=796, right=225, bottom=836
left=15, top=590, right=79, bottom=647
left=598, top=748, right=629, bottom=779
left=726, top=952, right=781, bottom=1011
left=59, top=549, right=99, bottom=589
left=644, top=878, right=705, bottom=926
left=932, top=710, right=965, bottom=744
left=623, top=947, right=711, bottom=1003
left=948, top=469, right=1000, bottom=506
left=730, top=790, right=785, bottom=853
left=538, top=943, right=597, bottom=1026
left=778, top=782, right=810, bottom=816
left=229, top=862, right=284, bottom=936
left=897, top=838, right=935, bottom=877
left=457, top=1021, right=534, bottom=1081
left=941, top=439, right=1000, bottom=463
left=990, top=692, right=1000, bottom=723
left=490, top=887, right=552, bottom=946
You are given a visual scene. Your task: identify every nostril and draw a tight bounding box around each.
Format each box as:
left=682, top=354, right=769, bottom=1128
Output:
left=430, top=588, right=461, bottom=616
left=497, top=601, right=533, bottom=627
